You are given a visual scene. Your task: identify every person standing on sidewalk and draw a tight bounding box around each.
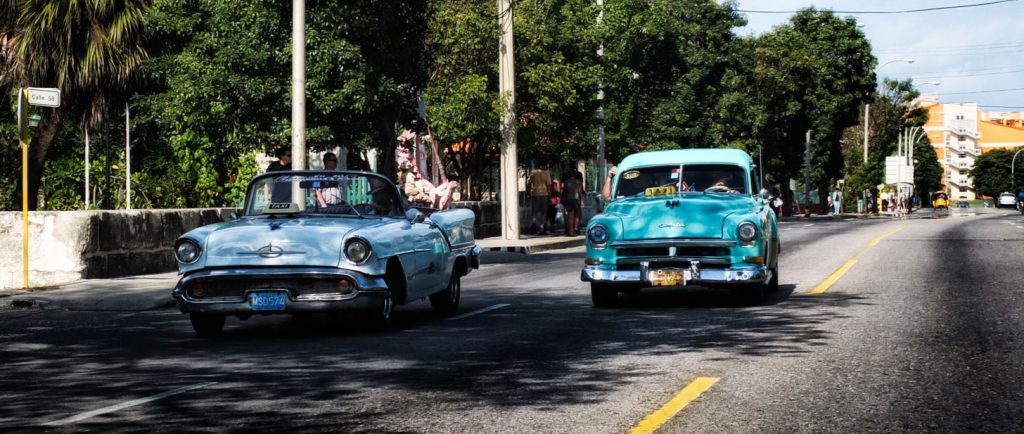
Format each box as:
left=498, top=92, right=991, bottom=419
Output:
left=831, top=187, right=842, bottom=215
left=527, top=162, right=552, bottom=235
left=562, top=169, right=584, bottom=236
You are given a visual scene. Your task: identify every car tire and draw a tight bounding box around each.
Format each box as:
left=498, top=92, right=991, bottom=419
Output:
left=190, top=313, right=225, bottom=337
left=430, top=273, right=461, bottom=315
left=767, top=267, right=780, bottom=293
left=364, top=289, right=395, bottom=329
left=591, top=283, right=620, bottom=308
left=733, top=284, right=765, bottom=306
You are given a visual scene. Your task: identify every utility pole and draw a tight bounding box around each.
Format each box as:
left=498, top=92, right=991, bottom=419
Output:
left=498, top=0, right=519, bottom=240
left=125, top=103, right=131, bottom=210
left=863, top=104, right=870, bottom=164
left=804, top=130, right=811, bottom=218
left=291, top=0, right=306, bottom=206
left=595, top=0, right=605, bottom=195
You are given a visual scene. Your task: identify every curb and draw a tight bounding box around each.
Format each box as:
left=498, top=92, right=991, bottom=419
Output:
left=481, top=237, right=586, bottom=254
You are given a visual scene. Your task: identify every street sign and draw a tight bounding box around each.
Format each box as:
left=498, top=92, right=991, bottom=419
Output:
left=885, top=156, right=914, bottom=185
left=27, top=87, right=61, bottom=107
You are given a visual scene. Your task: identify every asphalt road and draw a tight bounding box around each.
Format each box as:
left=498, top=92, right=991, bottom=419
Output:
left=2, top=207, right=1023, bottom=433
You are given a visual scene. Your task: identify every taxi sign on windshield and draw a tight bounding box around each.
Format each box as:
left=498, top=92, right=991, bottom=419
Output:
left=645, top=186, right=677, bottom=197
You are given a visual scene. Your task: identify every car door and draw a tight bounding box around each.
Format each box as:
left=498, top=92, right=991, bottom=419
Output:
left=407, top=218, right=448, bottom=299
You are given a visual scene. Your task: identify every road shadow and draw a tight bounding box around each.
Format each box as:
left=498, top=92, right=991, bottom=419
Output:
left=0, top=269, right=875, bottom=432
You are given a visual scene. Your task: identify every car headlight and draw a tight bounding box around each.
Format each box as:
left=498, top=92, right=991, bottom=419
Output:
left=588, top=224, right=609, bottom=246
left=345, top=238, right=372, bottom=264
left=175, top=239, right=201, bottom=264
left=737, top=222, right=758, bottom=245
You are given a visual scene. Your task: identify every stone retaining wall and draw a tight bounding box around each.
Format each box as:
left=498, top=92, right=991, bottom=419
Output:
left=0, top=209, right=236, bottom=290
left=0, top=197, right=601, bottom=289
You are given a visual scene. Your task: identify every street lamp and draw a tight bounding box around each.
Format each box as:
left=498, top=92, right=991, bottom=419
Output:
left=1013, top=148, right=1024, bottom=193
left=865, top=58, right=915, bottom=164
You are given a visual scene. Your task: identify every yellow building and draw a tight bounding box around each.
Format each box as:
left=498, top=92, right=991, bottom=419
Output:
left=924, top=102, right=1024, bottom=199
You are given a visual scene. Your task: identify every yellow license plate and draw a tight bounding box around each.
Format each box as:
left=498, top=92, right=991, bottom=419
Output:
left=648, top=269, right=690, bottom=286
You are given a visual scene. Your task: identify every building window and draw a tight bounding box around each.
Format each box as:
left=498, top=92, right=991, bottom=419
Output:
left=959, top=153, right=965, bottom=159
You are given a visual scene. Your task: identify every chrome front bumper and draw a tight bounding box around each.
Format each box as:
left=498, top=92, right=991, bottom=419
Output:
left=173, top=267, right=389, bottom=315
left=581, top=261, right=770, bottom=286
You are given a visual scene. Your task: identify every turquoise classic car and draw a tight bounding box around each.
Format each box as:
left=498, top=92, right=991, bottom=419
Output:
left=581, top=149, right=780, bottom=306
left=172, top=170, right=480, bottom=336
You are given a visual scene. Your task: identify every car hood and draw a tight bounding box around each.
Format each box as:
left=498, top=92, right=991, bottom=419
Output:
left=607, top=194, right=756, bottom=240
left=200, top=217, right=391, bottom=268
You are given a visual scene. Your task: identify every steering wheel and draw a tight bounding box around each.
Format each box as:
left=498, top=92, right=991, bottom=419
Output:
left=704, top=185, right=732, bottom=193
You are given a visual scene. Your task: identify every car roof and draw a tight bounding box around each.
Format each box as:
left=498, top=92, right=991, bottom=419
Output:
left=618, top=148, right=752, bottom=170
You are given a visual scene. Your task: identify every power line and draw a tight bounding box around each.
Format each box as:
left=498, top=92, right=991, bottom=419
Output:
left=979, top=105, right=1024, bottom=109
left=938, top=87, right=1024, bottom=95
left=914, top=68, right=1024, bottom=80
left=738, top=0, right=1019, bottom=14
left=877, top=41, right=1024, bottom=55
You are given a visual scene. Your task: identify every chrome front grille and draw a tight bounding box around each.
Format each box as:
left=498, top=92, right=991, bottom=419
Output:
left=186, top=278, right=356, bottom=300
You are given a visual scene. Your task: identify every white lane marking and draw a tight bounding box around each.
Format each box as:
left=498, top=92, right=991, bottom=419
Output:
left=783, top=228, right=792, bottom=231
left=42, top=382, right=216, bottom=426
left=803, top=223, right=815, bottom=227
left=448, top=303, right=510, bottom=321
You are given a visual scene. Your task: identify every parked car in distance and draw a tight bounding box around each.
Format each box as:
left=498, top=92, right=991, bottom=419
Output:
left=997, top=192, right=1016, bottom=208
left=172, top=170, right=480, bottom=337
left=581, top=149, right=780, bottom=306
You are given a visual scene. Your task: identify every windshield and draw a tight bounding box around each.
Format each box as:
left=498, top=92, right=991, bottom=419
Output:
left=614, top=164, right=748, bottom=198
left=244, top=172, right=404, bottom=217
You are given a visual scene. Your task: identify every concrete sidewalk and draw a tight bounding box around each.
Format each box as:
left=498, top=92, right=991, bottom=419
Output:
left=0, top=272, right=178, bottom=312
left=0, top=234, right=584, bottom=312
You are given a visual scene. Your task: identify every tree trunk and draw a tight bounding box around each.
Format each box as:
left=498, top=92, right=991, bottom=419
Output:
left=11, top=110, right=63, bottom=210
left=780, top=179, right=794, bottom=217
left=375, top=117, right=397, bottom=182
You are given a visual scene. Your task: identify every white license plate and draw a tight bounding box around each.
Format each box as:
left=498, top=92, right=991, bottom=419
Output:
left=250, top=292, right=287, bottom=311
left=648, top=268, right=691, bottom=287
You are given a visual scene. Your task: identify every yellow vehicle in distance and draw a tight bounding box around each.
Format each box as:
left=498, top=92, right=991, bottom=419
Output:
left=932, top=192, right=949, bottom=209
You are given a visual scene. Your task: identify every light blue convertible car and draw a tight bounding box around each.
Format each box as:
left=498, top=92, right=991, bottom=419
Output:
left=173, top=170, right=480, bottom=336
left=582, top=149, right=780, bottom=306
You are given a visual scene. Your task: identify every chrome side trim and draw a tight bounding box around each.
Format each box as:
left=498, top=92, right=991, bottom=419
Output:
left=611, top=238, right=737, bottom=248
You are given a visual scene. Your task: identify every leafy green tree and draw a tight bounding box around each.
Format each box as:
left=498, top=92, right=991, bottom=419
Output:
left=720, top=7, right=874, bottom=214
left=912, top=138, right=943, bottom=203
left=600, top=0, right=745, bottom=161
left=514, top=0, right=601, bottom=162
left=842, top=78, right=932, bottom=209
left=423, top=1, right=501, bottom=199
left=970, top=149, right=1024, bottom=198
left=131, top=0, right=429, bottom=207
left=1, top=0, right=149, bottom=210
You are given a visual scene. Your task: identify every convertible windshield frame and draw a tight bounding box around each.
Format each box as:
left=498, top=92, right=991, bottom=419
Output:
left=243, top=171, right=407, bottom=218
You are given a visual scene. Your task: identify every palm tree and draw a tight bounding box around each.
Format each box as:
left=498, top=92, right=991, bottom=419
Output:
left=1, top=0, right=149, bottom=210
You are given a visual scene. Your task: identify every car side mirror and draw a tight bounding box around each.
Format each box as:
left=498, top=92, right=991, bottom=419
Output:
left=406, top=208, right=426, bottom=224
left=228, top=211, right=239, bottom=221
left=760, top=188, right=771, bottom=199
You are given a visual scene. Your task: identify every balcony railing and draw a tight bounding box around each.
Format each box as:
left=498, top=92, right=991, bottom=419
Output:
left=943, top=125, right=981, bottom=139
left=944, top=142, right=982, bottom=156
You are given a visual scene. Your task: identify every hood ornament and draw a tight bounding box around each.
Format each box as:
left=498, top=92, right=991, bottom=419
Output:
left=239, top=242, right=305, bottom=258
left=659, top=222, right=686, bottom=229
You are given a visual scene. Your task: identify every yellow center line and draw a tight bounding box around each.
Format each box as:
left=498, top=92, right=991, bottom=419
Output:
left=629, top=377, right=719, bottom=434
left=809, top=224, right=906, bottom=295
